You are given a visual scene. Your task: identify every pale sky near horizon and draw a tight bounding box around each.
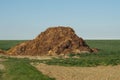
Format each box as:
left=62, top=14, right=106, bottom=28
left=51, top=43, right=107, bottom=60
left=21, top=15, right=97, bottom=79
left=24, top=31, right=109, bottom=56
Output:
left=0, top=0, right=120, bottom=40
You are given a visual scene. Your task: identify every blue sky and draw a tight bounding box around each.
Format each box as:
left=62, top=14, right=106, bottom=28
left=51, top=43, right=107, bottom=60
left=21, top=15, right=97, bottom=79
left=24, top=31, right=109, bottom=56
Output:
left=0, top=0, right=120, bottom=40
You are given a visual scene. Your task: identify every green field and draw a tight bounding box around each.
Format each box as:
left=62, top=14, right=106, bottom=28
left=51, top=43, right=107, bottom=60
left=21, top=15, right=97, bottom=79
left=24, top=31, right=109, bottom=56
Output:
left=0, top=40, right=27, bottom=50
left=0, top=57, right=55, bottom=80
left=0, top=40, right=120, bottom=80
left=1, top=40, right=120, bottom=52
left=86, top=40, right=120, bottom=53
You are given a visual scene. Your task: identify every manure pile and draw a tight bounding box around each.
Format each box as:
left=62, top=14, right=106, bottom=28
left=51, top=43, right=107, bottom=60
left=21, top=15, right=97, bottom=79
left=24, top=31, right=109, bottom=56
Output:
left=8, top=26, right=96, bottom=56
left=0, top=49, right=6, bottom=54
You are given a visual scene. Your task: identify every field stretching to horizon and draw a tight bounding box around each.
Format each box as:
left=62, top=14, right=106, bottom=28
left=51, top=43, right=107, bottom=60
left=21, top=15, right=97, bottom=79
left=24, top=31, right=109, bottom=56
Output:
left=1, top=40, right=120, bottom=51
left=0, top=40, right=120, bottom=80
left=0, top=40, right=120, bottom=66
left=0, top=40, right=27, bottom=51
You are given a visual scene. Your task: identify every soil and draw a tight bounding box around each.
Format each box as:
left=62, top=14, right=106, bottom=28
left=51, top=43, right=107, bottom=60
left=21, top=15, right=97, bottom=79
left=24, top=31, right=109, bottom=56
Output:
left=34, top=63, right=120, bottom=80
left=9, top=55, right=53, bottom=60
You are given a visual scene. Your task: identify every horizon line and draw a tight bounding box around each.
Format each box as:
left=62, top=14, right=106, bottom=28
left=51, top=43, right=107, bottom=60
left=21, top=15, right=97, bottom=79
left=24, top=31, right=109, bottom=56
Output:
left=0, top=38, right=120, bottom=40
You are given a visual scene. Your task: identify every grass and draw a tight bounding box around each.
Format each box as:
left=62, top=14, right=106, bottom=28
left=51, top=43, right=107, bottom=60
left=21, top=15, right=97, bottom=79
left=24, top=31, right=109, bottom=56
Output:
left=44, top=54, right=120, bottom=67
left=0, top=57, right=55, bottom=80
left=0, top=40, right=26, bottom=51
left=86, top=40, right=120, bottom=53
left=0, top=70, right=3, bottom=79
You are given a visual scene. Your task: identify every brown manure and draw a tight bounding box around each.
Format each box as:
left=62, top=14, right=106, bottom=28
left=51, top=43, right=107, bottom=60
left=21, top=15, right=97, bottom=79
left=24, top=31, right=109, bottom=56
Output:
left=7, top=26, right=96, bottom=56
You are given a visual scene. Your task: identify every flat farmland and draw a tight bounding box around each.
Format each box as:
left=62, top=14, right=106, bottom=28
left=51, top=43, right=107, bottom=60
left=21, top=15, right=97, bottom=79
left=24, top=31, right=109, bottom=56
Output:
left=0, top=40, right=120, bottom=80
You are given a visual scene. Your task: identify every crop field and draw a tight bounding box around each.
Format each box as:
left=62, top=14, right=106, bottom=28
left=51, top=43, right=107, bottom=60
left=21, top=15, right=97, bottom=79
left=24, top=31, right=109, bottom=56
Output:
left=0, top=40, right=27, bottom=51
left=0, top=40, right=120, bottom=80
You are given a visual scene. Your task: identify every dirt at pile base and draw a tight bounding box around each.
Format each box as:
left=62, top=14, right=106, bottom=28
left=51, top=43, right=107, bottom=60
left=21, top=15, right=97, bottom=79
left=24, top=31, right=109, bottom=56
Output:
left=7, top=26, right=95, bottom=56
